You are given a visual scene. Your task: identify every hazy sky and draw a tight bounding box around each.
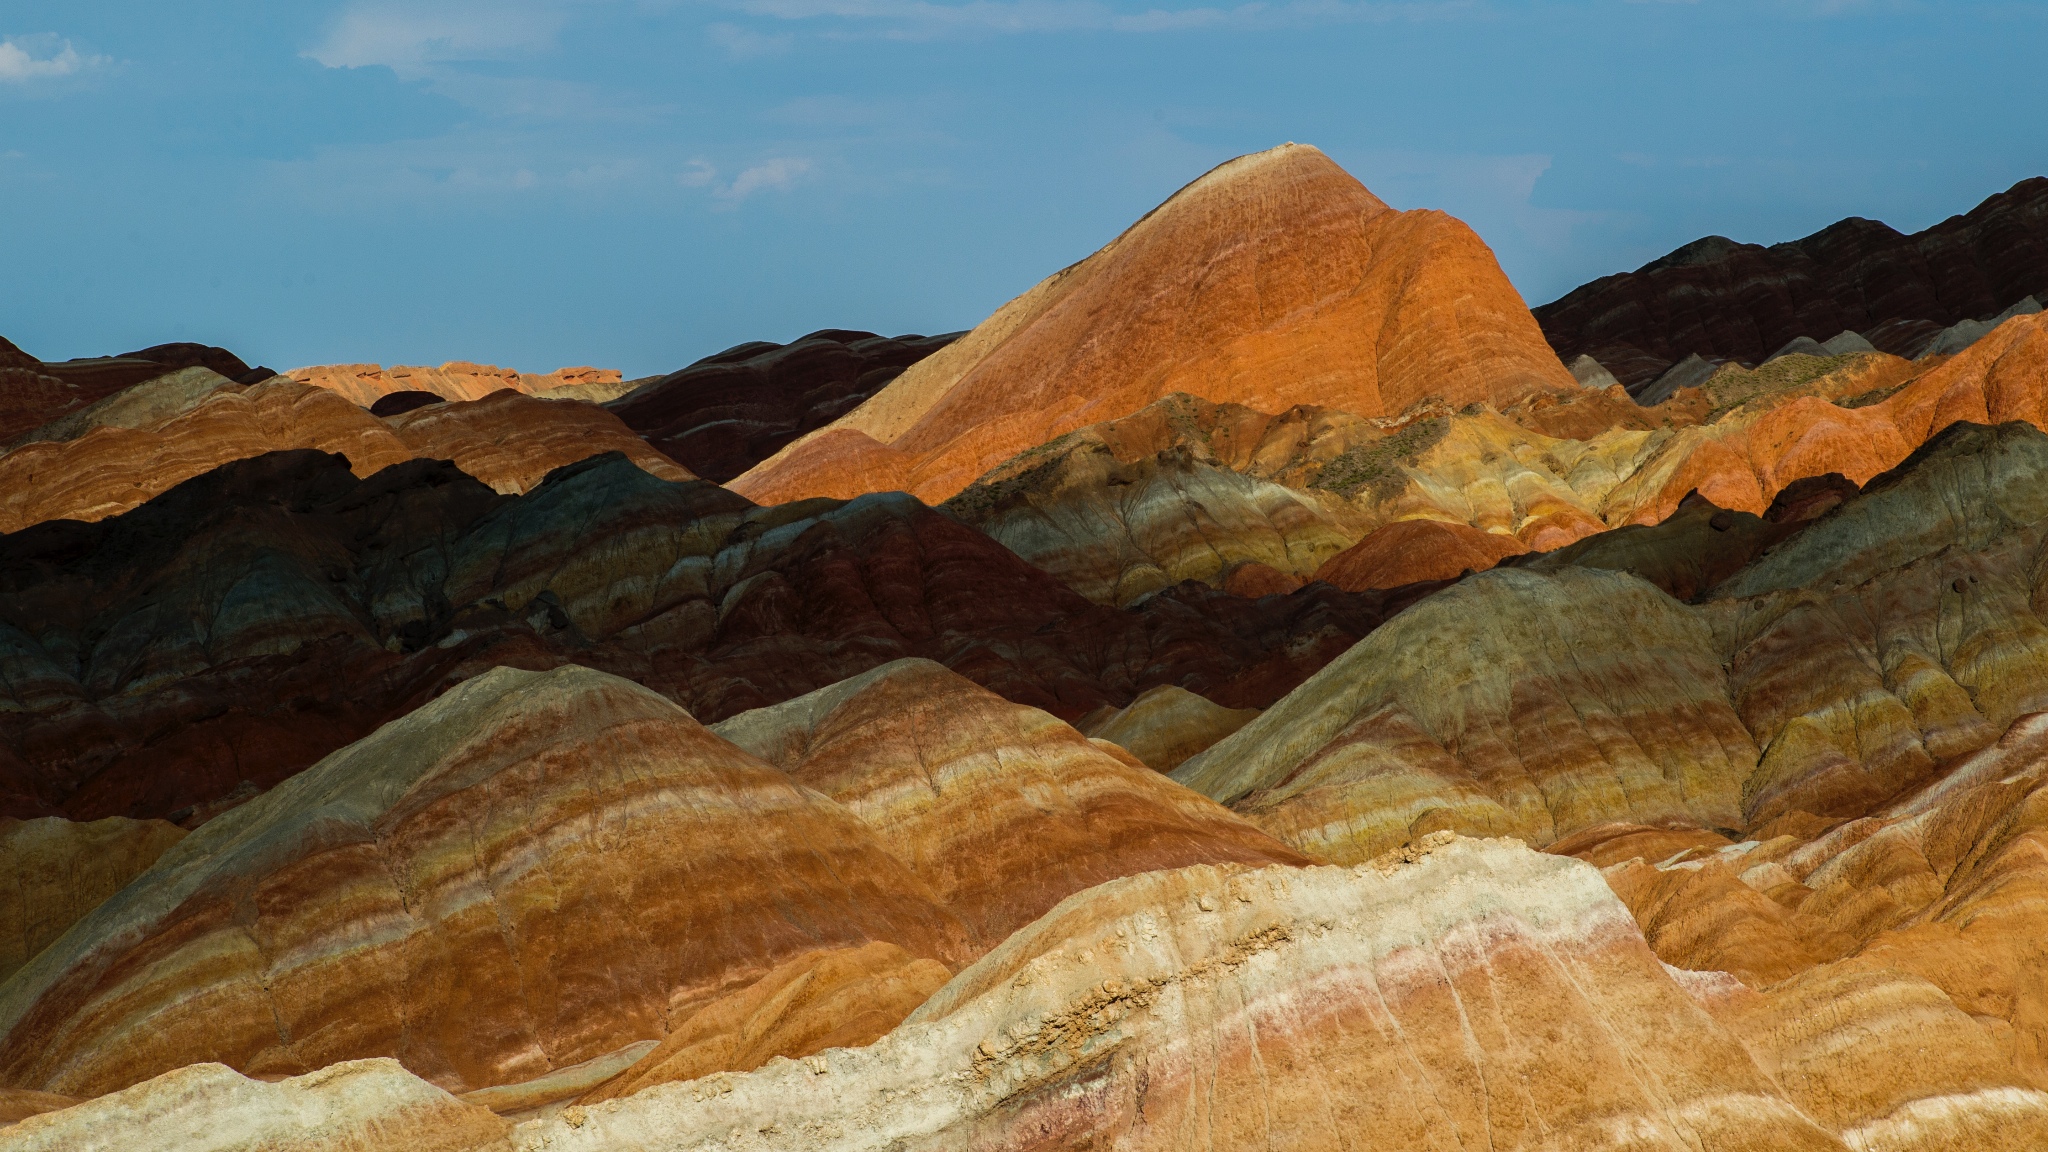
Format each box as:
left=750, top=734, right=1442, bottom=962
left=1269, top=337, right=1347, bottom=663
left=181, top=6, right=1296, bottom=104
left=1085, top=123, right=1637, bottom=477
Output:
left=3, top=2, right=2043, bottom=376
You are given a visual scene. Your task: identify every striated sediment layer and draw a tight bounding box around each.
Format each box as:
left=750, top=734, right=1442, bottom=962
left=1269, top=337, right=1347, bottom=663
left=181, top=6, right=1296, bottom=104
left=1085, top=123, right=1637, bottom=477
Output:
left=1536, top=175, right=2048, bottom=384
left=712, top=658, right=1306, bottom=943
left=1174, top=566, right=1760, bottom=864
left=1077, top=684, right=1261, bottom=774
left=513, top=838, right=1849, bottom=1152
left=732, top=143, right=1573, bottom=506
left=0, top=816, right=184, bottom=983
left=0, top=448, right=1420, bottom=823
left=607, top=331, right=960, bottom=482
left=0, top=665, right=973, bottom=1100
left=0, top=370, right=687, bottom=534
left=287, top=362, right=624, bottom=407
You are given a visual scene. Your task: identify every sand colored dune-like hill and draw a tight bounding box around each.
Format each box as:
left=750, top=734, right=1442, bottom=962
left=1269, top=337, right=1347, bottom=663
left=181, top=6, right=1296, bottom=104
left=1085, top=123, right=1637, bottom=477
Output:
left=731, top=143, right=1575, bottom=506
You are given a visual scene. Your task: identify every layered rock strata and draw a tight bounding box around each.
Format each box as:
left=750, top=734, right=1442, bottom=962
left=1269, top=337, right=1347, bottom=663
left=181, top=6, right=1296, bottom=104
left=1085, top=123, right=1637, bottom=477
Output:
left=287, top=362, right=623, bottom=407
left=733, top=143, right=1573, bottom=505
left=1174, top=566, right=1761, bottom=864
left=606, top=330, right=960, bottom=482
left=0, top=816, right=185, bottom=982
left=0, top=665, right=974, bottom=1100
left=0, top=448, right=1424, bottom=823
left=712, top=659, right=1306, bottom=942
left=0, top=338, right=274, bottom=445
left=1076, top=684, right=1260, bottom=773
left=1536, top=175, right=2048, bottom=385
left=0, top=371, right=687, bottom=534
left=512, top=839, right=1851, bottom=1152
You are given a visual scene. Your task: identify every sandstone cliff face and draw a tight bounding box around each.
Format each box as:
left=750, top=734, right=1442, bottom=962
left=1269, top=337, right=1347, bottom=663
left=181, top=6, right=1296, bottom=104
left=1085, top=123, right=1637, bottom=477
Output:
left=712, top=659, right=1306, bottom=944
left=0, top=371, right=688, bottom=534
left=0, top=665, right=974, bottom=1100
left=732, top=144, right=1574, bottom=506
left=605, top=331, right=959, bottom=482
left=1535, top=176, right=2048, bottom=385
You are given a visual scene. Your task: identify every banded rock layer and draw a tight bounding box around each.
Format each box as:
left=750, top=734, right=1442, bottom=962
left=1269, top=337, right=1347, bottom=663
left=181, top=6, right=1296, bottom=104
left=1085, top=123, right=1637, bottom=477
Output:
left=1536, top=175, right=2048, bottom=385
left=514, top=838, right=1855, bottom=1152
left=733, top=143, right=1573, bottom=505
left=0, top=665, right=974, bottom=1100
left=0, top=447, right=1418, bottom=823
left=605, top=330, right=959, bottom=482
left=712, top=658, right=1307, bottom=942
left=288, top=362, right=626, bottom=407
left=0, top=369, right=688, bottom=534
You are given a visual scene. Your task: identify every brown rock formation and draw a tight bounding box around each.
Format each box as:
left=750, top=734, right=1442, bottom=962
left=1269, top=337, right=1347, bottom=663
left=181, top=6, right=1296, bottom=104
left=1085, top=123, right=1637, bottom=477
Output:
left=286, top=362, right=623, bottom=407
left=1311, top=518, right=1527, bottom=591
left=710, top=658, right=1309, bottom=942
left=1076, top=684, right=1260, bottom=773
left=0, top=373, right=687, bottom=534
left=606, top=330, right=960, bottom=482
left=1535, top=176, right=2048, bottom=385
left=575, top=942, right=949, bottom=1106
left=378, top=389, right=690, bottom=494
left=3, top=1059, right=510, bottom=1151
left=732, top=143, right=1573, bottom=505
left=515, top=841, right=1853, bottom=1152
left=0, top=817, right=185, bottom=983
left=0, top=448, right=1428, bottom=824
left=1173, top=566, right=1761, bottom=864
left=0, top=665, right=973, bottom=1099
left=0, top=337, right=270, bottom=445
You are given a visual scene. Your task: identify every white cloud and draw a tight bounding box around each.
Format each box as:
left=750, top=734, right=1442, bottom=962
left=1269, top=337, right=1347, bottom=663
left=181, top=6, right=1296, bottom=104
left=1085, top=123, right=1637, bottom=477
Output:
left=306, top=2, right=573, bottom=78
left=718, top=157, right=813, bottom=200
left=730, top=0, right=1473, bottom=37
left=0, top=37, right=108, bottom=84
left=707, top=21, right=794, bottom=56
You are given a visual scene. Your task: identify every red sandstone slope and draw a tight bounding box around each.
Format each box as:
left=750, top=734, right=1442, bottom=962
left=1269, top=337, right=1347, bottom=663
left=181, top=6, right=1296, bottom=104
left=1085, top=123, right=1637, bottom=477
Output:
left=730, top=143, right=1574, bottom=505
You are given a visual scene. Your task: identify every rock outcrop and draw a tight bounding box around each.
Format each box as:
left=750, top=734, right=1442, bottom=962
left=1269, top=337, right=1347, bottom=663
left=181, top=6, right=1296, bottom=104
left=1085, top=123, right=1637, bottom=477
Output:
left=0, top=448, right=1424, bottom=823
left=0, top=665, right=974, bottom=1100
left=514, top=840, right=1851, bottom=1152
left=1174, top=566, right=1760, bottom=864
left=1536, top=175, right=2048, bottom=385
left=0, top=372, right=687, bottom=534
left=1, top=1059, right=511, bottom=1151
left=712, top=659, right=1306, bottom=943
left=0, top=817, right=185, bottom=983
left=287, top=362, right=623, bottom=407
left=732, top=143, right=1574, bottom=505
left=0, top=338, right=269, bottom=445
left=1076, top=684, right=1260, bottom=773
left=606, top=331, right=960, bottom=482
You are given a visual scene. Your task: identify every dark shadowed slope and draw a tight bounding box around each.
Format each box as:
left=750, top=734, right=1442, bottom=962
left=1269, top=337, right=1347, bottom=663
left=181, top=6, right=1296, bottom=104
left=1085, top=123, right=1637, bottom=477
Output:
left=1536, top=176, right=2048, bottom=386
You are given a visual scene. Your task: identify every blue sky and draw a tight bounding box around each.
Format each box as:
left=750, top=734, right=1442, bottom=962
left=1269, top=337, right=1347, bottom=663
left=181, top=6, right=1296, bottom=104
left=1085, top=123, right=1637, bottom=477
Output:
left=3, top=2, right=2043, bottom=376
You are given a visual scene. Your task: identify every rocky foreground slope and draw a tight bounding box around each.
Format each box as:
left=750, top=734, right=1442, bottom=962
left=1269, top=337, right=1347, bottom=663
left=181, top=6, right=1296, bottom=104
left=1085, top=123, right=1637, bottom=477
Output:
left=10, top=152, right=2048, bottom=1151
